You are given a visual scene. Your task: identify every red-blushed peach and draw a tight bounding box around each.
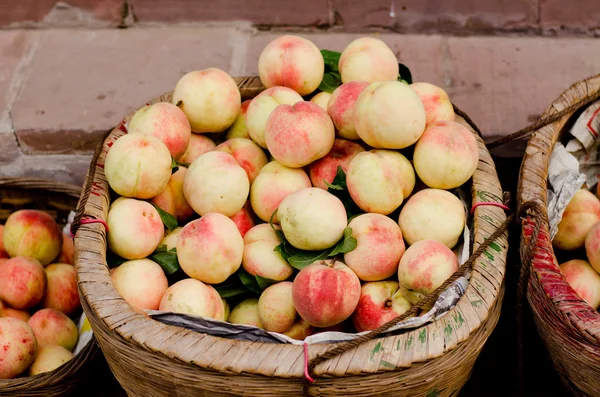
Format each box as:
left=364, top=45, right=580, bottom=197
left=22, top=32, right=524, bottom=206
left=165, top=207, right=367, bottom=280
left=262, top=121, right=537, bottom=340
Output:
left=351, top=281, right=412, bottom=332
left=28, top=308, right=78, bottom=351
left=413, top=121, right=479, bottom=189
left=228, top=298, right=263, bottom=328
left=222, top=299, right=230, bottom=322
left=309, top=92, right=331, bottom=111
left=398, top=189, right=466, bottom=248
left=374, top=149, right=415, bottom=198
left=560, top=259, right=600, bottom=309
left=344, top=213, right=405, bottom=281
left=160, top=227, right=182, bottom=251
left=265, top=101, right=335, bottom=168
left=158, top=278, right=224, bottom=320
left=327, top=81, right=369, bottom=140
left=282, top=318, right=314, bottom=340
left=0, top=317, right=37, bottom=379
left=42, top=264, right=80, bottom=316
left=257, top=281, right=297, bottom=333
left=56, top=232, right=74, bottom=265
left=585, top=222, right=600, bottom=273
left=3, top=210, right=62, bottom=266
left=1, top=307, right=31, bottom=322
left=28, top=344, right=74, bottom=376
left=208, top=286, right=226, bottom=321
left=346, top=150, right=405, bottom=215
left=215, top=138, right=268, bottom=183
left=242, top=224, right=293, bottom=281
left=229, top=201, right=256, bottom=238
left=554, top=189, right=600, bottom=250
left=225, top=99, right=252, bottom=140
left=128, top=102, right=192, bottom=160
left=172, top=68, right=241, bottom=133
left=176, top=213, right=243, bottom=284
left=258, top=35, right=324, bottom=96
left=338, top=37, right=399, bottom=84
left=183, top=151, right=249, bottom=217
left=179, top=133, right=216, bottom=164
left=107, top=198, right=164, bottom=260
left=111, top=259, right=168, bottom=312
left=104, top=134, right=172, bottom=199
left=292, top=259, right=361, bottom=328
left=397, top=240, right=459, bottom=297
left=0, top=225, right=7, bottom=258
left=250, top=161, right=312, bottom=222
left=246, top=87, right=303, bottom=148
left=308, top=138, right=365, bottom=190
left=410, top=82, right=455, bottom=127
left=354, top=81, right=426, bottom=149
left=278, top=188, right=347, bottom=250
left=0, top=257, right=47, bottom=309
left=151, top=167, right=195, bottom=223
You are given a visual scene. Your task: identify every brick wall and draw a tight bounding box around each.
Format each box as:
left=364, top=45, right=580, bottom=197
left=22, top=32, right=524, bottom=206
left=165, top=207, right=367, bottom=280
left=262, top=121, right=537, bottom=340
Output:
left=0, top=1, right=599, bottom=185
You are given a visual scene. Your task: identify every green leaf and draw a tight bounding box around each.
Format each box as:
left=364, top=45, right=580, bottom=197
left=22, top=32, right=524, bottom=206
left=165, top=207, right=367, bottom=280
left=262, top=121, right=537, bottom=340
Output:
left=321, top=49, right=341, bottom=71
left=398, top=63, right=413, bottom=84
left=150, top=248, right=180, bottom=275
left=175, top=161, right=190, bottom=168
left=324, top=180, right=344, bottom=191
left=326, top=166, right=364, bottom=219
left=329, top=227, right=358, bottom=256
left=288, top=249, right=331, bottom=271
left=214, top=284, right=248, bottom=299
left=106, top=250, right=127, bottom=268
left=151, top=203, right=178, bottom=230
left=237, top=268, right=262, bottom=294
left=255, top=275, right=278, bottom=290
left=318, top=73, right=341, bottom=94
left=274, top=243, right=291, bottom=261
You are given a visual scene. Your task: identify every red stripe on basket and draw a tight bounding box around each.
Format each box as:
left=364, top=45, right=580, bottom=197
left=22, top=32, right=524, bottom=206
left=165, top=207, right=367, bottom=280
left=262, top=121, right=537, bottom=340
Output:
left=303, top=343, right=314, bottom=383
left=586, top=106, right=600, bottom=137
left=470, top=202, right=510, bottom=214
left=70, top=218, right=109, bottom=238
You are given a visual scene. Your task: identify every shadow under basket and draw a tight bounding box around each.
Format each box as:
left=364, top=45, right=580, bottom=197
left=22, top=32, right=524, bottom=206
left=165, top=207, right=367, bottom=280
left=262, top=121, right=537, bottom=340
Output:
left=0, top=177, right=99, bottom=397
left=73, top=76, right=509, bottom=397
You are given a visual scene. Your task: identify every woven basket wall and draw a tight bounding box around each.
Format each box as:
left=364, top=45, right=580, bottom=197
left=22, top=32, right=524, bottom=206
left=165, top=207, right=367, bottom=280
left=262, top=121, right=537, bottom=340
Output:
left=74, top=76, right=509, bottom=397
left=518, top=74, right=600, bottom=397
left=0, top=177, right=99, bottom=397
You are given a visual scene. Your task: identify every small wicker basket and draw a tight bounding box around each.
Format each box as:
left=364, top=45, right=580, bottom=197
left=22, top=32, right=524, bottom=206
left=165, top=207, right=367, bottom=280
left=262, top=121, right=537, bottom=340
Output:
left=74, top=76, right=509, bottom=397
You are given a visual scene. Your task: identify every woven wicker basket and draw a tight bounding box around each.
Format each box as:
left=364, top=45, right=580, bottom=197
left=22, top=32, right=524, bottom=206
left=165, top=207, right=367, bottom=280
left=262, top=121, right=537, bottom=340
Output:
left=518, top=74, right=600, bottom=397
left=0, top=177, right=99, bottom=397
left=74, top=76, right=509, bottom=397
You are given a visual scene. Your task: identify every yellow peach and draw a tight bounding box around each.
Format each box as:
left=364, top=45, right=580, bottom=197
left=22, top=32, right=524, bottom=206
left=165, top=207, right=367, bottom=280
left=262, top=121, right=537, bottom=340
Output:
left=339, top=37, right=399, bottom=83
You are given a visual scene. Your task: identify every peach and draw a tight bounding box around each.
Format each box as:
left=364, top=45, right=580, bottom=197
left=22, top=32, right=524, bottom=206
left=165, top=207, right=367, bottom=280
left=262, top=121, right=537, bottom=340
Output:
left=327, top=81, right=369, bottom=140
left=344, top=213, right=405, bottom=281
left=354, top=81, right=426, bottom=149
left=413, top=121, right=479, bottom=189
left=128, top=102, right=192, bottom=160
left=308, top=138, right=365, bottom=190
left=172, top=68, right=241, bottom=133
left=159, top=278, right=224, bottom=320
left=376, top=149, right=415, bottom=198
left=107, top=198, right=164, bottom=259
left=222, top=299, right=230, bottom=322
left=554, top=189, right=600, bottom=250
left=0, top=257, right=46, bottom=309
left=242, top=224, right=293, bottom=281
left=346, top=150, right=406, bottom=215
left=160, top=227, right=182, bottom=251
left=179, top=133, right=216, bottom=164
left=42, top=264, right=80, bottom=316
left=3, top=210, right=62, bottom=266
left=257, top=281, right=297, bottom=333
left=229, top=201, right=256, bottom=238
left=1, top=307, right=30, bottom=322
left=585, top=222, right=600, bottom=273
left=397, top=240, right=459, bottom=296
left=246, top=86, right=303, bottom=148
left=0, top=225, right=7, bottom=258
left=104, top=134, right=172, bottom=199
left=282, top=318, right=314, bottom=340
left=250, top=161, right=312, bottom=222
left=215, top=138, right=268, bottom=183
left=209, top=286, right=225, bottom=322
left=225, top=99, right=252, bottom=140
left=28, top=308, right=78, bottom=351
left=398, top=189, right=466, bottom=248
left=151, top=167, right=195, bottom=223
left=176, top=213, right=243, bottom=284
left=258, top=35, right=324, bottom=96
left=228, top=298, right=263, bottom=328
left=292, top=259, right=361, bottom=328
left=28, top=344, right=74, bottom=376
left=56, top=232, right=74, bottom=265
left=183, top=151, right=249, bottom=217
left=410, top=82, right=455, bottom=127
left=560, top=259, right=600, bottom=309
left=278, top=188, right=347, bottom=250
left=351, top=281, right=412, bottom=332
left=339, top=37, right=399, bottom=84
left=111, top=259, right=168, bottom=312
left=0, top=318, right=37, bottom=379
left=310, top=92, right=331, bottom=111
left=0, top=300, right=2, bottom=316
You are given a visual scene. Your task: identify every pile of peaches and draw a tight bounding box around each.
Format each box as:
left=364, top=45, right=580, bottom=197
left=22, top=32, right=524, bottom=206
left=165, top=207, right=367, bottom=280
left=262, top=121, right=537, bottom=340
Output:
left=103, top=34, right=479, bottom=339
left=0, top=210, right=81, bottom=379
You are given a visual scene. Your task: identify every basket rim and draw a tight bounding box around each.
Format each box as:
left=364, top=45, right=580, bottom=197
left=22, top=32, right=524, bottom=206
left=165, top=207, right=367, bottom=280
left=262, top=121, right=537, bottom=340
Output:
left=74, top=76, right=509, bottom=379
